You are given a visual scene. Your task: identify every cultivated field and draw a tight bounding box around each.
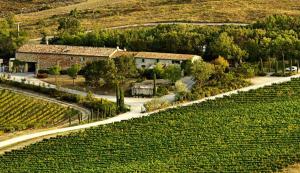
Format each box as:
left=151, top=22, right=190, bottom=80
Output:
left=5, top=0, right=300, bottom=37
left=1, top=78, right=300, bottom=172
left=0, top=89, right=80, bottom=133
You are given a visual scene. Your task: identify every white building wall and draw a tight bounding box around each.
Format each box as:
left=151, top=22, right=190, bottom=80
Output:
left=135, top=58, right=178, bottom=68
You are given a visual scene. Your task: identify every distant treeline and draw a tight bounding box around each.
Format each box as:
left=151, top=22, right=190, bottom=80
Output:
left=50, top=15, right=300, bottom=64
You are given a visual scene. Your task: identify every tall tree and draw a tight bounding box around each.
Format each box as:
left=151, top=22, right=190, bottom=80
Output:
left=191, top=60, right=214, bottom=87
left=0, top=14, right=27, bottom=59
left=210, top=32, right=248, bottom=66
left=67, top=64, right=81, bottom=86
left=49, top=65, right=61, bottom=86
left=163, top=64, right=182, bottom=84
left=58, top=9, right=81, bottom=35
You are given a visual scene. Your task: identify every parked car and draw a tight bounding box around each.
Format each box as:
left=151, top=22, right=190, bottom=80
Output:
left=285, top=66, right=298, bottom=72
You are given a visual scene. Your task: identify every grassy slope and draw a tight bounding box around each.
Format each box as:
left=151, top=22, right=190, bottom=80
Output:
left=0, top=89, right=74, bottom=133
left=7, top=0, right=300, bottom=37
left=0, top=0, right=84, bottom=17
left=1, top=79, right=300, bottom=172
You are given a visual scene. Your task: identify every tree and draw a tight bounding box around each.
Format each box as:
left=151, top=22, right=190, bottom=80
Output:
left=212, top=56, right=229, bottom=80
left=191, top=60, right=214, bottom=87
left=163, top=64, right=182, bottom=84
left=0, top=14, right=27, bottom=59
left=153, top=62, right=165, bottom=78
left=113, top=55, right=138, bottom=79
left=210, top=32, right=248, bottom=65
left=67, top=64, right=81, bottom=86
left=82, top=60, right=107, bottom=87
left=49, top=65, right=61, bottom=86
left=271, top=34, right=297, bottom=74
left=58, top=9, right=81, bottom=35
left=213, top=56, right=229, bottom=70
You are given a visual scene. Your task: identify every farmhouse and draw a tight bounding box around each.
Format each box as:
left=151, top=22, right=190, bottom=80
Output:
left=134, top=52, right=201, bottom=68
left=15, top=44, right=201, bottom=72
left=16, top=44, right=119, bottom=72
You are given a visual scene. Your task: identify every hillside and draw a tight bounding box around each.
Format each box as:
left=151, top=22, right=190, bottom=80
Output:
left=0, top=0, right=84, bottom=17
left=1, top=78, right=300, bottom=172
left=5, top=0, right=300, bottom=37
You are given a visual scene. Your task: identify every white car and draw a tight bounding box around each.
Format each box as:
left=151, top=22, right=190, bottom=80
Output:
left=285, top=66, right=298, bottom=72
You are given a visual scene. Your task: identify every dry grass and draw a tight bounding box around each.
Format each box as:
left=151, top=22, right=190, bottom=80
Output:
left=1, top=0, right=299, bottom=37
left=41, top=75, right=135, bottom=96
left=280, top=164, right=300, bottom=173
left=0, top=0, right=84, bottom=17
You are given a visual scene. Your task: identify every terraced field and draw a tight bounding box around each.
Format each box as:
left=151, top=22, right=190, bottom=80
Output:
left=0, top=78, right=300, bottom=172
left=0, top=89, right=80, bottom=133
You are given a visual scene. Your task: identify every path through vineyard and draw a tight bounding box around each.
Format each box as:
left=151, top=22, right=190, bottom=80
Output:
left=1, top=73, right=300, bottom=152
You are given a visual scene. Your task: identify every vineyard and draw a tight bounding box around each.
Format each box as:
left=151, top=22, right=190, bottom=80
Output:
left=1, top=78, right=300, bottom=172
left=0, top=89, right=80, bottom=133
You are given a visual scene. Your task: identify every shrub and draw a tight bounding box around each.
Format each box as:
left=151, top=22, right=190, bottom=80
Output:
left=175, top=80, right=188, bottom=93
left=233, top=63, right=256, bottom=78
left=37, top=73, right=48, bottom=79
left=257, top=71, right=267, bottom=76
left=156, top=86, right=169, bottom=96
left=144, top=98, right=171, bottom=112
left=271, top=72, right=296, bottom=77
left=38, top=69, right=49, bottom=74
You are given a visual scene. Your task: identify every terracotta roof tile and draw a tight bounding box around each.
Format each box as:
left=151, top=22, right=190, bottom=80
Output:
left=17, top=44, right=117, bottom=57
left=134, top=52, right=199, bottom=60
left=111, top=51, right=138, bottom=58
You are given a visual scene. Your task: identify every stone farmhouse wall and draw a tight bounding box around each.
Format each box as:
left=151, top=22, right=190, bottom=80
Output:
left=16, top=52, right=108, bottom=70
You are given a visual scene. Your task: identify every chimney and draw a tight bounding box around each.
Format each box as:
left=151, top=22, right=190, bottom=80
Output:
left=46, top=36, right=49, bottom=45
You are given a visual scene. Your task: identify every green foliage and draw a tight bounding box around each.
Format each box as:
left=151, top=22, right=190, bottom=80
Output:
left=49, top=65, right=61, bottom=86
left=233, top=63, right=256, bottom=78
left=175, top=80, right=188, bottom=93
left=163, top=64, right=182, bottom=83
left=210, top=32, right=248, bottom=65
left=114, top=55, right=138, bottom=79
left=144, top=98, right=171, bottom=112
left=67, top=64, right=81, bottom=79
left=0, top=89, right=79, bottom=132
left=67, top=64, right=81, bottom=86
left=82, top=60, right=107, bottom=87
left=2, top=79, right=300, bottom=172
left=49, top=65, right=61, bottom=76
left=156, top=86, right=169, bottom=96
left=58, top=9, right=81, bottom=35
left=191, top=60, right=214, bottom=87
left=0, top=78, right=116, bottom=118
left=153, top=63, right=165, bottom=78
left=0, top=14, right=27, bottom=58
left=50, top=15, right=300, bottom=65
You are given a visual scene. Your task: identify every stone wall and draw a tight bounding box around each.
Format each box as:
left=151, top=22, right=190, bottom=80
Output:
left=16, top=52, right=108, bottom=70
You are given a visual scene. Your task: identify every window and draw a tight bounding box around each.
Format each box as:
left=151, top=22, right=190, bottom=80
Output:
left=70, top=57, right=74, bottom=61
left=80, top=57, right=85, bottom=62
left=156, top=59, right=159, bottom=63
left=142, top=59, right=145, bottom=63
left=172, top=60, right=180, bottom=64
